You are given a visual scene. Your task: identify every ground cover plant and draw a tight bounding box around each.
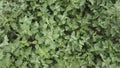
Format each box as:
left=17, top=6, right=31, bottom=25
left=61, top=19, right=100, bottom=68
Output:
left=0, top=0, right=120, bottom=68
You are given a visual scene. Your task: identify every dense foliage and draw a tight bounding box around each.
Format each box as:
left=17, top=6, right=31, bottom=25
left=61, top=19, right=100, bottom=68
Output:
left=0, top=0, right=120, bottom=68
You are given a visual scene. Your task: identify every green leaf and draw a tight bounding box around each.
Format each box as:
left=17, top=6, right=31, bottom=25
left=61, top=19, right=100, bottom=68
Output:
left=0, top=35, right=9, bottom=47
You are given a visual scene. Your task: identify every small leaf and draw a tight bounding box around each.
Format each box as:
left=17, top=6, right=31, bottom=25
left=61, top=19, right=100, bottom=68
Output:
left=0, top=35, right=9, bottom=47
left=89, top=0, right=95, bottom=5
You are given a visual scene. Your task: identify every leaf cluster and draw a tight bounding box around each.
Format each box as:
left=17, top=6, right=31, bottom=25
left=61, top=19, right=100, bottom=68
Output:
left=0, top=0, right=120, bottom=68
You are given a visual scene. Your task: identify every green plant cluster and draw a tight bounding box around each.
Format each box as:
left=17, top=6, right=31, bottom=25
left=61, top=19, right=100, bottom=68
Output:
left=0, top=0, right=120, bottom=68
